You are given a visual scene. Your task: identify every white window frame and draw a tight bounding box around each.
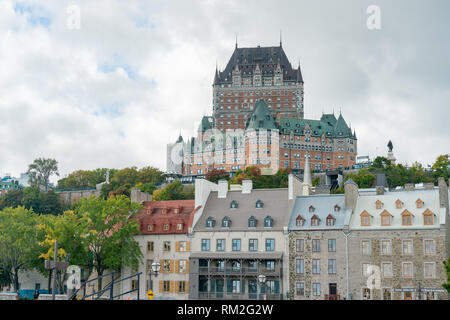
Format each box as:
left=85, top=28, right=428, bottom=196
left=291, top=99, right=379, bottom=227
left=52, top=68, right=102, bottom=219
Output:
left=381, top=262, right=393, bottom=278
left=361, top=239, right=371, bottom=255
left=401, top=261, right=414, bottom=278
left=380, top=239, right=392, bottom=256
left=402, top=239, right=414, bottom=255
left=423, top=262, right=436, bottom=279
left=423, top=239, right=435, bottom=255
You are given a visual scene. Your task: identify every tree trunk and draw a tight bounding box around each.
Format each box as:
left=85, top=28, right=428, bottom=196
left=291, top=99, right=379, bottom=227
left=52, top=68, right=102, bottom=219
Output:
left=12, top=268, right=19, bottom=294
left=97, top=269, right=103, bottom=299
left=48, top=269, right=52, bottom=294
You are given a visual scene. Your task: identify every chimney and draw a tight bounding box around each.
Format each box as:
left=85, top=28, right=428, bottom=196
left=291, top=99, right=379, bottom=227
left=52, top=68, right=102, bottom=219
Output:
left=218, top=180, right=228, bottom=198
left=376, top=186, right=384, bottom=195
left=404, top=183, right=414, bottom=191
left=424, top=183, right=434, bottom=190
left=288, top=174, right=303, bottom=199
left=242, top=179, right=253, bottom=194
left=438, top=178, right=449, bottom=213
left=344, top=179, right=359, bottom=210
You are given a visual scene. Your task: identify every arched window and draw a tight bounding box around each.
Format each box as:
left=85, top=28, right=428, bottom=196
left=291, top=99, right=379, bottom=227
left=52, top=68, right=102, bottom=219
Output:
left=248, top=216, right=257, bottom=228
left=264, top=216, right=273, bottom=228
left=206, top=217, right=215, bottom=228
left=230, top=200, right=238, bottom=209
left=309, top=205, right=315, bottom=213
left=311, top=215, right=320, bottom=227
left=222, top=216, right=231, bottom=228
left=395, top=199, right=403, bottom=209
left=256, top=200, right=263, bottom=208
left=375, top=200, right=383, bottom=210
left=296, top=215, right=304, bottom=227
left=326, top=215, right=335, bottom=226
left=423, top=209, right=433, bottom=225
left=416, top=199, right=424, bottom=209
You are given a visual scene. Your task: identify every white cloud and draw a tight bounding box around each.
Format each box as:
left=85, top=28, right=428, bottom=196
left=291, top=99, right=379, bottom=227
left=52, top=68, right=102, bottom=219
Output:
left=0, top=0, right=449, bottom=182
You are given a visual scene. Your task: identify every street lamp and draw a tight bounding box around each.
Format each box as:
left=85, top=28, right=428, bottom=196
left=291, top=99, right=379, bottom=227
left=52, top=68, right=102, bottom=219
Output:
left=148, top=262, right=161, bottom=296
left=258, top=274, right=267, bottom=300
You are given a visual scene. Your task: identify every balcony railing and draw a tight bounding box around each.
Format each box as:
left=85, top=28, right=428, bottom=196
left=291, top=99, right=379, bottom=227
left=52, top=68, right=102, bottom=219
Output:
left=198, top=267, right=281, bottom=276
left=198, top=292, right=283, bottom=300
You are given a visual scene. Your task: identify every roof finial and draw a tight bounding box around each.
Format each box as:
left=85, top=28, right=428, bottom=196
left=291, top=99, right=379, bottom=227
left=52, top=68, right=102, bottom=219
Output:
left=280, top=30, right=282, bottom=47
left=235, top=33, right=238, bottom=48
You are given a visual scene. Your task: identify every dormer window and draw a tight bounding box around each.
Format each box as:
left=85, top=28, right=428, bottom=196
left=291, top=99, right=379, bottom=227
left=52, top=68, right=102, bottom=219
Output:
left=248, top=216, right=257, bottom=228
left=395, top=199, right=403, bottom=209
left=147, top=224, right=153, bottom=231
left=230, top=200, right=238, bottom=209
left=401, top=210, right=413, bottom=226
left=296, top=215, right=304, bottom=227
left=174, top=207, right=180, bottom=214
left=416, top=199, right=424, bottom=209
left=163, top=224, right=169, bottom=231
left=206, top=217, right=215, bottom=228
left=264, top=216, right=273, bottom=228
left=326, top=215, right=335, bottom=226
left=334, top=205, right=341, bottom=212
left=162, top=208, right=167, bottom=215
left=311, top=215, right=320, bottom=227
left=380, top=210, right=392, bottom=226
left=375, top=200, right=383, bottom=210
left=146, top=208, right=152, bottom=215
left=256, top=200, right=263, bottom=208
left=222, top=216, right=231, bottom=228
left=309, top=205, right=315, bottom=213
left=423, top=209, right=434, bottom=225
left=360, top=210, right=372, bottom=226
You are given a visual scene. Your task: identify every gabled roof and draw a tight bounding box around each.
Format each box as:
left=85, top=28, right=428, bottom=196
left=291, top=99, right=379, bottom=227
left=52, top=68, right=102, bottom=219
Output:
left=246, top=99, right=278, bottom=130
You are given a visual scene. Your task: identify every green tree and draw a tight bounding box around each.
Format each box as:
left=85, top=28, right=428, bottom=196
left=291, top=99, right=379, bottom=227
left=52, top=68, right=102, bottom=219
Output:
left=74, top=195, right=143, bottom=291
left=0, top=189, right=23, bottom=210
left=344, top=168, right=376, bottom=188
left=27, top=158, right=59, bottom=191
left=57, top=168, right=117, bottom=190
left=432, top=154, right=449, bottom=182
left=153, top=181, right=186, bottom=201
left=0, top=207, right=40, bottom=293
left=135, top=182, right=157, bottom=195
left=206, top=169, right=229, bottom=184
left=443, top=258, right=450, bottom=293
left=138, top=166, right=164, bottom=184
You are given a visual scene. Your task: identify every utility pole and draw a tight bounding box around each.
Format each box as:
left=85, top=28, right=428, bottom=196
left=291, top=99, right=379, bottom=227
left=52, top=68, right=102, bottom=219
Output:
left=52, top=240, right=57, bottom=300
left=44, top=240, right=69, bottom=300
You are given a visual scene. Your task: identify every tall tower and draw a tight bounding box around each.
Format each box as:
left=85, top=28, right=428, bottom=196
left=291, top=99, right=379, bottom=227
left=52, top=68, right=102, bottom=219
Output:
left=213, top=43, right=304, bottom=133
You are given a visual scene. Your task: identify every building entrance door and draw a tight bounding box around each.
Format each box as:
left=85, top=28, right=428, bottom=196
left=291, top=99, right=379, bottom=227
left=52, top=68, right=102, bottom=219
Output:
left=329, top=283, right=337, bottom=295
left=404, top=291, right=413, bottom=300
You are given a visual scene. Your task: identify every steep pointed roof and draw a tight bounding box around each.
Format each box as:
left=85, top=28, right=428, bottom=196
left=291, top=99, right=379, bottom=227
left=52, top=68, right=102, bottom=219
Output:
left=198, top=116, right=215, bottom=132
left=246, top=99, right=277, bottom=130
left=215, top=44, right=301, bottom=84
left=334, top=114, right=351, bottom=137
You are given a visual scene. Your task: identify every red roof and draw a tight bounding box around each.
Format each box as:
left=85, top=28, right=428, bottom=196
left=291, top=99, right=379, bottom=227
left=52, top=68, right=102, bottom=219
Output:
left=135, top=200, right=200, bottom=235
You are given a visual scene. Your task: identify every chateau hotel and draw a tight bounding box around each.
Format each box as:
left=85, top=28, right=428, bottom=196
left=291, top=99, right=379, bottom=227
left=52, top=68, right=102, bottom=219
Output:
left=167, top=41, right=357, bottom=177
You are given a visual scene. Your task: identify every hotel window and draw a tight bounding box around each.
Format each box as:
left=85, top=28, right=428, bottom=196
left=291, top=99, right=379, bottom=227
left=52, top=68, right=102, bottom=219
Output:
left=296, top=216, right=304, bottom=227
left=401, top=210, right=413, bottom=225
left=361, top=240, right=371, bottom=255
left=232, top=239, right=241, bottom=251
left=248, top=216, right=256, bottom=228
left=231, top=280, right=241, bottom=294
left=328, top=259, right=336, bottom=274
left=162, top=260, right=171, bottom=272
left=178, top=260, right=187, bottom=273
left=265, top=238, right=275, bottom=251
left=312, top=283, right=321, bottom=296
left=312, top=239, right=321, bottom=252
left=380, top=210, right=391, bottom=226
left=296, top=282, right=305, bottom=296
left=381, top=262, right=393, bottom=278
left=416, top=199, right=423, bottom=208
left=163, top=241, right=171, bottom=252
left=375, top=200, right=383, bottom=209
left=264, top=216, right=273, bottom=228
left=326, top=215, right=334, bottom=226
left=248, top=261, right=257, bottom=272
left=402, top=262, right=413, bottom=278
left=311, top=215, right=319, bottom=227
left=265, top=261, right=275, bottom=272
left=249, top=239, right=258, bottom=251
left=162, top=280, right=171, bottom=293
left=362, top=263, right=370, bottom=277
left=381, top=240, right=392, bottom=255
left=424, top=239, right=435, bottom=255
left=360, top=211, right=371, bottom=226
left=362, top=288, right=371, bottom=300
left=216, top=239, right=225, bottom=251
left=424, top=262, right=435, bottom=279
left=147, top=224, right=153, bottom=231
left=222, top=217, right=231, bottom=228
left=296, top=239, right=304, bottom=252
left=395, top=199, right=403, bottom=209
left=402, top=240, right=413, bottom=255
left=423, top=209, right=434, bottom=225
left=205, top=217, right=215, bottom=228
left=147, top=241, right=154, bottom=252
left=178, top=281, right=187, bottom=293
left=201, top=239, right=210, bottom=251
left=296, top=259, right=304, bottom=274
left=312, top=259, right=321, bottom=274
left=176, top=223, right=183, bottom=231
left=328, top=239, right=336, bottom=252
left=232, top=261, right=241, bottom=272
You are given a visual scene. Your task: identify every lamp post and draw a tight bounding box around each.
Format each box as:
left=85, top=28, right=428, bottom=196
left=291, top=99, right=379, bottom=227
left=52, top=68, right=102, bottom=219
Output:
left=148, top=262, right=161, bottom=297
left=258, top=274, right=266, bottom=300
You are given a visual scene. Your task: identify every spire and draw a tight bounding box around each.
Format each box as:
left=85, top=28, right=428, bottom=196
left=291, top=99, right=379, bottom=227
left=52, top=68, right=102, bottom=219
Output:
left=235, top=33, right=238, bottom=48
left=280, top=30, right=282, bottom=47
left=214, top=62, right=220, bottom=84
left=303, top=153, right=312, bottom=186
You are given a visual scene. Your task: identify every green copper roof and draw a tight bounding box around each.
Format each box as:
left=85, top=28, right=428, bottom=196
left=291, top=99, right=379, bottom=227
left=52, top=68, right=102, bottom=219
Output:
left=198, top=116, right=215, bottom=132
left=246, top=99, right=278, bottom=130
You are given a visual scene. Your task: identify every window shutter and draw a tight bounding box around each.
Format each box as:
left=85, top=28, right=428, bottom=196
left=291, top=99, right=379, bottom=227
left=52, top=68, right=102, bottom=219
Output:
left=227, top=280, right=232, bottom=293
left=175, top=281, right=179, bottom=294
left=275, top=280, right=280, bottom=294
left=186, top=260, right=189, bottom=274
left=175, top=260, right=179, bottom=273
left=170, top=280, right=174, bottom=293
left=186, top=241, right=190, bottom=252
left=159, top=280, right=162, bottom=293
left=160, top=259, right=164, bottom=273
left=176, top=241, right=179, bottom=252
left=241, top=280, right=245, bottom=293
left=170, top=260, right=175, bottom=273
left=186, top=281, right=189, bottom=294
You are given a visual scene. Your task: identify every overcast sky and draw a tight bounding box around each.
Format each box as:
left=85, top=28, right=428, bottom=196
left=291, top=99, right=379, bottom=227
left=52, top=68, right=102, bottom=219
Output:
left=0, top=0, right=449, bottom=182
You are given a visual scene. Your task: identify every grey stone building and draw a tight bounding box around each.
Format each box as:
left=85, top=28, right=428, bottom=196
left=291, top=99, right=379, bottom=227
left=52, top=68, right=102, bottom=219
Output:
left=288, top=194, right=352, bottom=300
left=347, top=178, right=450, bottom=300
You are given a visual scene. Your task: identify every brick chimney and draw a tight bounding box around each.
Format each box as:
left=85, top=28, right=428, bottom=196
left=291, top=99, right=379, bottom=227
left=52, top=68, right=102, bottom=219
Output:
left=218, top=180, right=228, bottom=198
